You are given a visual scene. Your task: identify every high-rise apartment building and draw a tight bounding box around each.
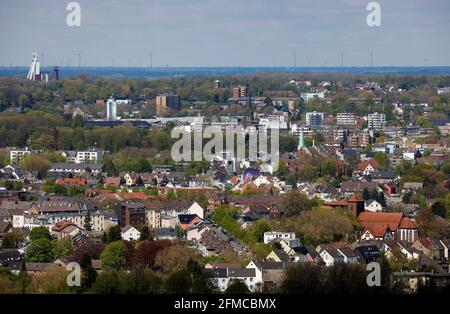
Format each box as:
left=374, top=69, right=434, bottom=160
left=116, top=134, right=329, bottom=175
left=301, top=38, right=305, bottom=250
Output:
left=305, top=111, right=325, bottom=128
left=336, top=113, right=356, bottom=125
left=156, top=93, right=181, bottom=116
left=232, top=85, right=248, bottom=98
left=367, top=112, right=386, bottom=129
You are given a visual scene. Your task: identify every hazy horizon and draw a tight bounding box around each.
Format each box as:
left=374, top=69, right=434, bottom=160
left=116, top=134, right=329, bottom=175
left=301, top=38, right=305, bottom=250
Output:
left=1, top=0, right=449, bottom=67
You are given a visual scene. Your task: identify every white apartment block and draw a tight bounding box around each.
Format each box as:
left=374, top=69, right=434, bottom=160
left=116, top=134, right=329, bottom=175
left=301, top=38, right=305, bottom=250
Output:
left=62, top=151, right=103, bottom=164
left=300, top=92, right=325, bottom=102
left=9, top=149, right=32, bottom=164
left=305, top=111, right=325, bottom=127
left=336, top=113, right=356, bottom=125
left=367, top=112, right=387, bottom=129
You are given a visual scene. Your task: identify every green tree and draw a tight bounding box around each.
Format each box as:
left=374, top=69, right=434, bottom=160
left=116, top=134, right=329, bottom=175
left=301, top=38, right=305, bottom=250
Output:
left=280, top=190, right=312, bottom=217
left=107, top=225, right=122, bottom=243
left=138, top=225, right=151, bottom=241
left=1, top=232, right=24, bottom=248
left=26, top=238, right=55, bottom=262
left=164, top=269, right=192, bottom=294
left=84, top=210, right=92, bottom=231
left=374, top=152, right=390, bottom=171
left=90, top=271, right=121, bottom=294
left=251, top=220, right=271, bottom=243
left=52, top=238, right=71, bottom=259
left=322, top=159, right=337, bottom=176
left=80, top=253, right=97, bottom=290
left=101, top=241, right=127, bottom=270
left=20, top=155, right=51, bottom=179
left=225, top=279, right=250, bottom=294
left=29, top=226, right=52, bottom=241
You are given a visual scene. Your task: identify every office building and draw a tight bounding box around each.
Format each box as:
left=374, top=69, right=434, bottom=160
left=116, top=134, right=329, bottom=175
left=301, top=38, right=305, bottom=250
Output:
left=156, top=93, right=181, bottom=116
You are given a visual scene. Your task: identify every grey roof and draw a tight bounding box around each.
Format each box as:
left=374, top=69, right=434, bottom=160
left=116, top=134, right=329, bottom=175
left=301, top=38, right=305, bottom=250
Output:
left=50, top=163, right=103, bottom=171
left=205, top=268, right=256, bottom=278
left=228, top=268, right=256, bottom=278
left=252, top=260, right=285, bottom=270
left=155, top=228, right=176, bottom=238
left=337, top=247, right=359, bottom=258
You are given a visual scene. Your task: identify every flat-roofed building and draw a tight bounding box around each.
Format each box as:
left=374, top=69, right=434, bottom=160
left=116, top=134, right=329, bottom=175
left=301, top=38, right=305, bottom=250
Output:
left=156, top=93, right=180, bottom=116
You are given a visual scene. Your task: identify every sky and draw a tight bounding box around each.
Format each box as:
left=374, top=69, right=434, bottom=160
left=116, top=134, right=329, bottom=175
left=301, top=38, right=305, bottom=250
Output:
left=0, top=0, right=449, bottom=67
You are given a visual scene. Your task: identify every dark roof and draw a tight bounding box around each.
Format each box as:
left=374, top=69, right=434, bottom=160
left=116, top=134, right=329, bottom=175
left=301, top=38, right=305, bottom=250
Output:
left=0, top=221, right=13, bottom=233
left=252, top=260, right=285, bottom=270
left=228, top=268, right=255, bottom=278
left=205, top=268, right=228, bottom=278
left=178, top=214, right=198, bottom=224
left=155, top=228, right=177, bottom=238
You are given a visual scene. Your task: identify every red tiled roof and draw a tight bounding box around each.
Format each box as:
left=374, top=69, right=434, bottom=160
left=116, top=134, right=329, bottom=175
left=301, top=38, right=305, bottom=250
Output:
left=55, top=178, right=87, bottom=186
left=357, top=159, right=378, bottom=172
left=104, top=177, right=121, bottom=186
left=399, top=217, right=418, bottom=229
left=359, top=212, right=404, bottom=232
left=230, top=176, right=239, bottom=186
left=325, top=200, right=348, bottom=207
left=363, top=225, right=390, bottom=238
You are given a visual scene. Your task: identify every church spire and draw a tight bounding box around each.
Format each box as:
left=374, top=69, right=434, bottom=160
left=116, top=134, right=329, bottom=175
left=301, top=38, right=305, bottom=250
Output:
left=298, top=125, right=305, bottom=150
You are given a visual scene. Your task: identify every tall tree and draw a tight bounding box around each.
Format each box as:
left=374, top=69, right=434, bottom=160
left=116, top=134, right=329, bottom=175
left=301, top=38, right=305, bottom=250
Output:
left=84, top=210, right=92, bottom=231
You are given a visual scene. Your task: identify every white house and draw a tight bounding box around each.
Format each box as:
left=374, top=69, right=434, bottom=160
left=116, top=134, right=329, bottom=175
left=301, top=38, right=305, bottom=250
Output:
left=364, top=199, right=383, bottom=212
left=252, top=175, right=272, bottom=188
left=336, top=248, right=359, bottom=264
left=206, top=267, right=259, bottom=292
left=121, top=225, right=141, bottom=241
left=186, top=225, right=209, bottom=241
left=187, top=202, right=205, bottom=219
left=318, top=246, right=345, bottom=266
left=263, top=231, right=296, bottom=245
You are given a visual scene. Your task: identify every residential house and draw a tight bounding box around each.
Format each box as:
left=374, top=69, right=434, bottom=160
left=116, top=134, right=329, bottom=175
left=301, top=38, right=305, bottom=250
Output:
left=357, top=159, right=378, bottom=175
left=383, top=239, right=421, bottom=260
left=155, top=228, right=177, bottom=240
left=246, top=260, right=285, bottom=292
left=365, top=199, right=383, bottom=212
left=318, top=245, right=345, bottom=266
left=49, top=163, right=103, bottom=176
left=51, top=220, right=81, bottom=239
left=178, top=214, right=202, bottom=230
left=355, top=245, right=381, bottom=264
left=121, top=225, right=141, bottom=241
left=205, top=268, right=258, bottom=292
left=412, top=238, right=446, bottom=260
